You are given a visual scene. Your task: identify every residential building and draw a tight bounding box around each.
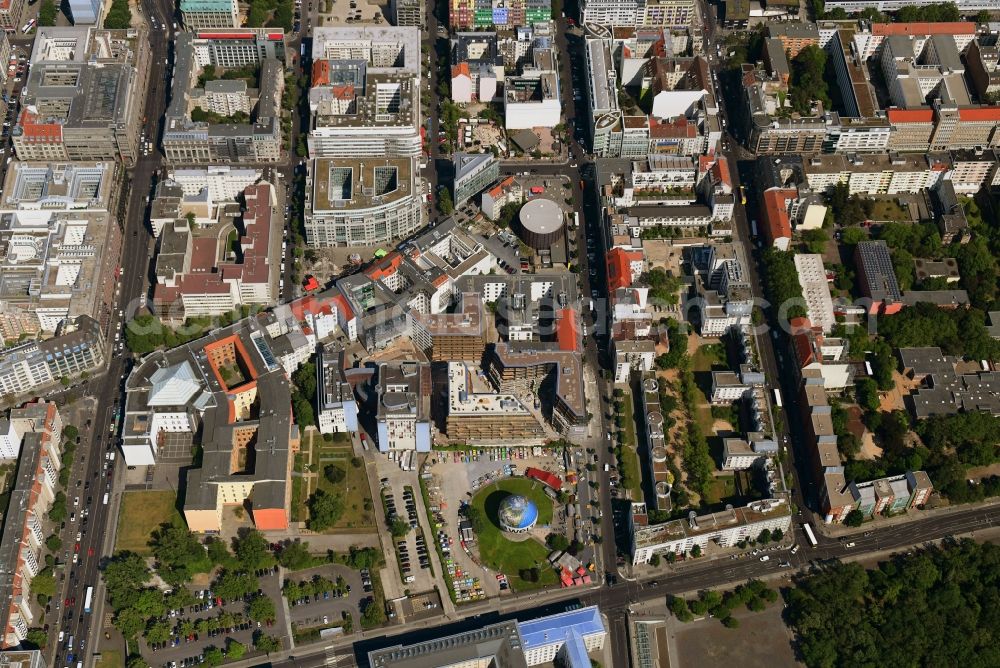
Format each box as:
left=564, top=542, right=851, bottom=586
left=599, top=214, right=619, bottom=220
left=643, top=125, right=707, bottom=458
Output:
left=855, top=240, right=903, bottom=315
left=794, top=254, right=835, bottom=333
left=163, top=33, right=284, bottom=164
left=410, top=292, right=486, bottom=361
left=13, top=27, right=151, bottom=166
left=789, top=318, right=852, bottom=391
left=391, top=0, right=423, bottom=26
left=638, top=376, right=673, bottom=510
left=180, top=0, right=240, bottom=29
left=309, top=27, right=422, bottom=158
left=0, top=33, right=9, bottom=86
left=453, top=153, right=499, bottom=207
left=0, top=402, right=62, bottom=648
left=451, top=32, right=502, bottom=103
left=153, top=182, right=281, bottom=319
left=304, top=157, right=425, bottom=247
left=821, top=470, right=933, bottom=523
left=690, top=244, right=753, bottom=335
left=316, top=342, right=359, bottom=434
left=194, top=79, right=253, bottom=116
left=373, top=361, right=432, bottom=453
left=0, top=161, right=122, bottom=339
left=722, top=434, right=778, bottom=470
left=629, top=497, right=792, bottom=563
left=67, top=0, right=101, bottom=23
left=613, top=339, right=655, bottom=384
left=606, top=248, right=646, bottom=292
left=0, top=317, right=105, bottom=397
left=802, top=152, right=948, bottom=195
left=449, top=0, right=551, bottom=30
left=767, top=22, right=818, bottom=57
left=0, top=0, right=25, bottom=34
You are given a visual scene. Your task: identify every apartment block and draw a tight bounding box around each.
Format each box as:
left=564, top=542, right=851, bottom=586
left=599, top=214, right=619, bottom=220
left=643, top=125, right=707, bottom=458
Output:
left=449, top=0, right=551, bottom=30
left=391, top=0, right=423, bottom=26
left=410, top=292, right=486, bottom=361
left=13, top=27, right=151, bottom=165
left=630, top=497, right=791, bottom=563
left=0, top=0, right=25, bottom=34
left=0, top=402, right=62, bottom=648
left=451, top=32, right=502, bottom=103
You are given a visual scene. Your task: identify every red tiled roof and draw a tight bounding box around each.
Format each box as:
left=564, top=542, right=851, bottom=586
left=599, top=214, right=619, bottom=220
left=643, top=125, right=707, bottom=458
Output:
left=886, top=109, right=934, bottom=123
left=525, top=467, right=562, bottom=489
left=312, top=60, right=330, bottom=87
left=451, top=62, right=470, bottom=79
left=761, top=188, right=796, bottom=244
left=712, top=157, right=732, bottom=189
left=606, top=248, right=643, bottom=291
left=872, top=22, right=975, bottom=36
left=556, top=308, right=580, bottom=352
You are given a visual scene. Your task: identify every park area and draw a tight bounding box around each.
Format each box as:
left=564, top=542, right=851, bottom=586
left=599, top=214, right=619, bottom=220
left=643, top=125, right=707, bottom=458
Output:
left=470, top=478, right=557, bottom=591
left=114, top=490, right=180, bottom=554
left=292, top=432, right=374, bottom=531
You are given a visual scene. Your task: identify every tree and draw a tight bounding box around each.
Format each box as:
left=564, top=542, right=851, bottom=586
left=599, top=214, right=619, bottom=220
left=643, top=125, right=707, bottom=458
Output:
left=789, top=45, right=830, bottom=115
left=254, top=633, right=281, bottom=655
left=649, top=553, right=661, bottom=567
left=114, top=607, right=145, bottom=639
left=757, top=529, right=772, bottom=545
left=46, top=535, right=62, bottom=552
left=278, top=540, right=315, bottom=571
left=721, top=615, right=740, bottom=628
left=690, top=544, right=702, bottom=558
left=307, top=489, right=345, bottom=530
left=772, top=528, right=783, bottom=541
left=465, top=505, right=487, bottom=534
left=126, top=657, right=151, bottom=668
left=292, top=362, right=317, bottom=401
left=145, top=619, right=172, bottom=645
left=48, top=492, right=67, bottom=523
left=62, top=425, right=79, bottom=441
left=669, top=596, right=693, bottom=622
left=203, top=646, right=225, bottom=667
left=841, top=227, right=867, bottom=245
left=214, top=570, right=257, bottom=602
left=390, top=518, right=411, bottom=538
left=844, top=509, right=865, bottom=527
left=438, top=188, right=455, bottom=215
left=248, top=595, right=276, bottom=622
left=151, top=522, right=213, bottom=584
left=24, top=628, right=47, bottom=649
left=233, top=529, right=275, bottom=571
left=103, top=551, right=152, bottom=611
left=546, top=533, right=570, bottom=552
left=856, top=378, right=881, bottom=413
left=227, top=639, right=247, bottom=660
left=802, top=228, right=829, bottom=254
left=103, top=0, right=132, bottom=28
left=324, top=464, right=346, bottom=485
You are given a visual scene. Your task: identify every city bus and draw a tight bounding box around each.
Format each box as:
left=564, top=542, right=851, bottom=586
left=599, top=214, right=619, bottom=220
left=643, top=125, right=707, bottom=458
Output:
left=83, top=586, right=94, bottom=614
left=802, top=523, right=818, bottom=548
left=21, top=19, right=35, bottom=34
left=773, top=388, right=783, bottom=408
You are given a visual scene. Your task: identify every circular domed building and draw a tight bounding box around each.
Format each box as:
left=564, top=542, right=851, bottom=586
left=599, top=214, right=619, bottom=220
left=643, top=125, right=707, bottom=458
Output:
left=498, top=494, right=539, bottom=534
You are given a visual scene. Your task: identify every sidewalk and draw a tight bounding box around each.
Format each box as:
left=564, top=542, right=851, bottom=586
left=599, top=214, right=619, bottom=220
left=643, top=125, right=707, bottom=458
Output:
left=409, top=455, right=456, bottom=619
left=815, top=496, right=1000, bottom=539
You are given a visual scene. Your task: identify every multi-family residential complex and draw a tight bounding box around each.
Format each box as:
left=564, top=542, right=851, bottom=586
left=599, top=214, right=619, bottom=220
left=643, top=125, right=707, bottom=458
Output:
left=308, top=27, right=422, bottom=158
left=451, top=32, right=503, bottom=103
left=582, top=0, right=695, bottom=28
left=0, top=161, right=123, bottom=340
left=0, top=317, right=106, bottom=397
left=179, top=0, right=239, bottom=29
left=12, top=27, right=151, bottom=166
left=163, top=31, right=285, bottom=164
left=316, top=342, right=360, bottom=434
left=152, top=182, right=282, bottom=319
left=0, top=0, right=25, bottom=32
left=0, top=402, right=62, bottom=648
left=629, top=497, right=792, bottom=563
left=390, top=0, right=423, bottom=26
left=449, top=0, right=551, bottom=30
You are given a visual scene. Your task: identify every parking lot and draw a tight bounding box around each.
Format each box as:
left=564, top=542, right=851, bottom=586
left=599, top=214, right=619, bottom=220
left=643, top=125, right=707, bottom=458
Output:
left=381, top=483, right=436, bottom=591
left=318, top=0, right=386, bottom=25
left=282, top=563, right=366, bottom=631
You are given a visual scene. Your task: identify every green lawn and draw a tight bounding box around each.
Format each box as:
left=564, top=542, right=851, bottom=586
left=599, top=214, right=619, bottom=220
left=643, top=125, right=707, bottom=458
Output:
left=870, top=199, right=912, bottom=223
left=691, top=343, right=726, bottom=373
left=114, top=490, right=180, bottom=554
left=618, top=393, right=643, bottom=499
left=312, top=435, right=375, bottom=530
left=94, top=650, right=123, bottom=668
left=290, top=476, right=306, bottom=522
left=471, top=479, right=557, bottom=591
left=704, top=474, right=737, bottom=505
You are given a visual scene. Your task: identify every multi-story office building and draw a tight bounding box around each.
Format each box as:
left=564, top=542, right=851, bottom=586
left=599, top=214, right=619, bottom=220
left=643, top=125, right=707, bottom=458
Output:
left=0, top=317, right=105, bottom=397
left=374, top=361, right=432, bottom=452
left=67, top=0, right=101, bottom=23
left=0, top=402, right=62, bottom=648
left=445, top=362, right=545, bottom=442
left=0, top=33, right=9, bottom=86
left=153, top=182, right=281, bottom=319
left=453, top=153, right=499, bottom=207
left=163, top=33, right=284, bottom=163
left=304, top=157, right=425, bottom=247
left=316, top=342, right=359, bottom=434
left=309, top=27, right=422, bottom=158
left=180, top=0, right=239, bottom=29
left=12, top=27, right=151, bottom=166
left=0, top=161, right=122, bottom=340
